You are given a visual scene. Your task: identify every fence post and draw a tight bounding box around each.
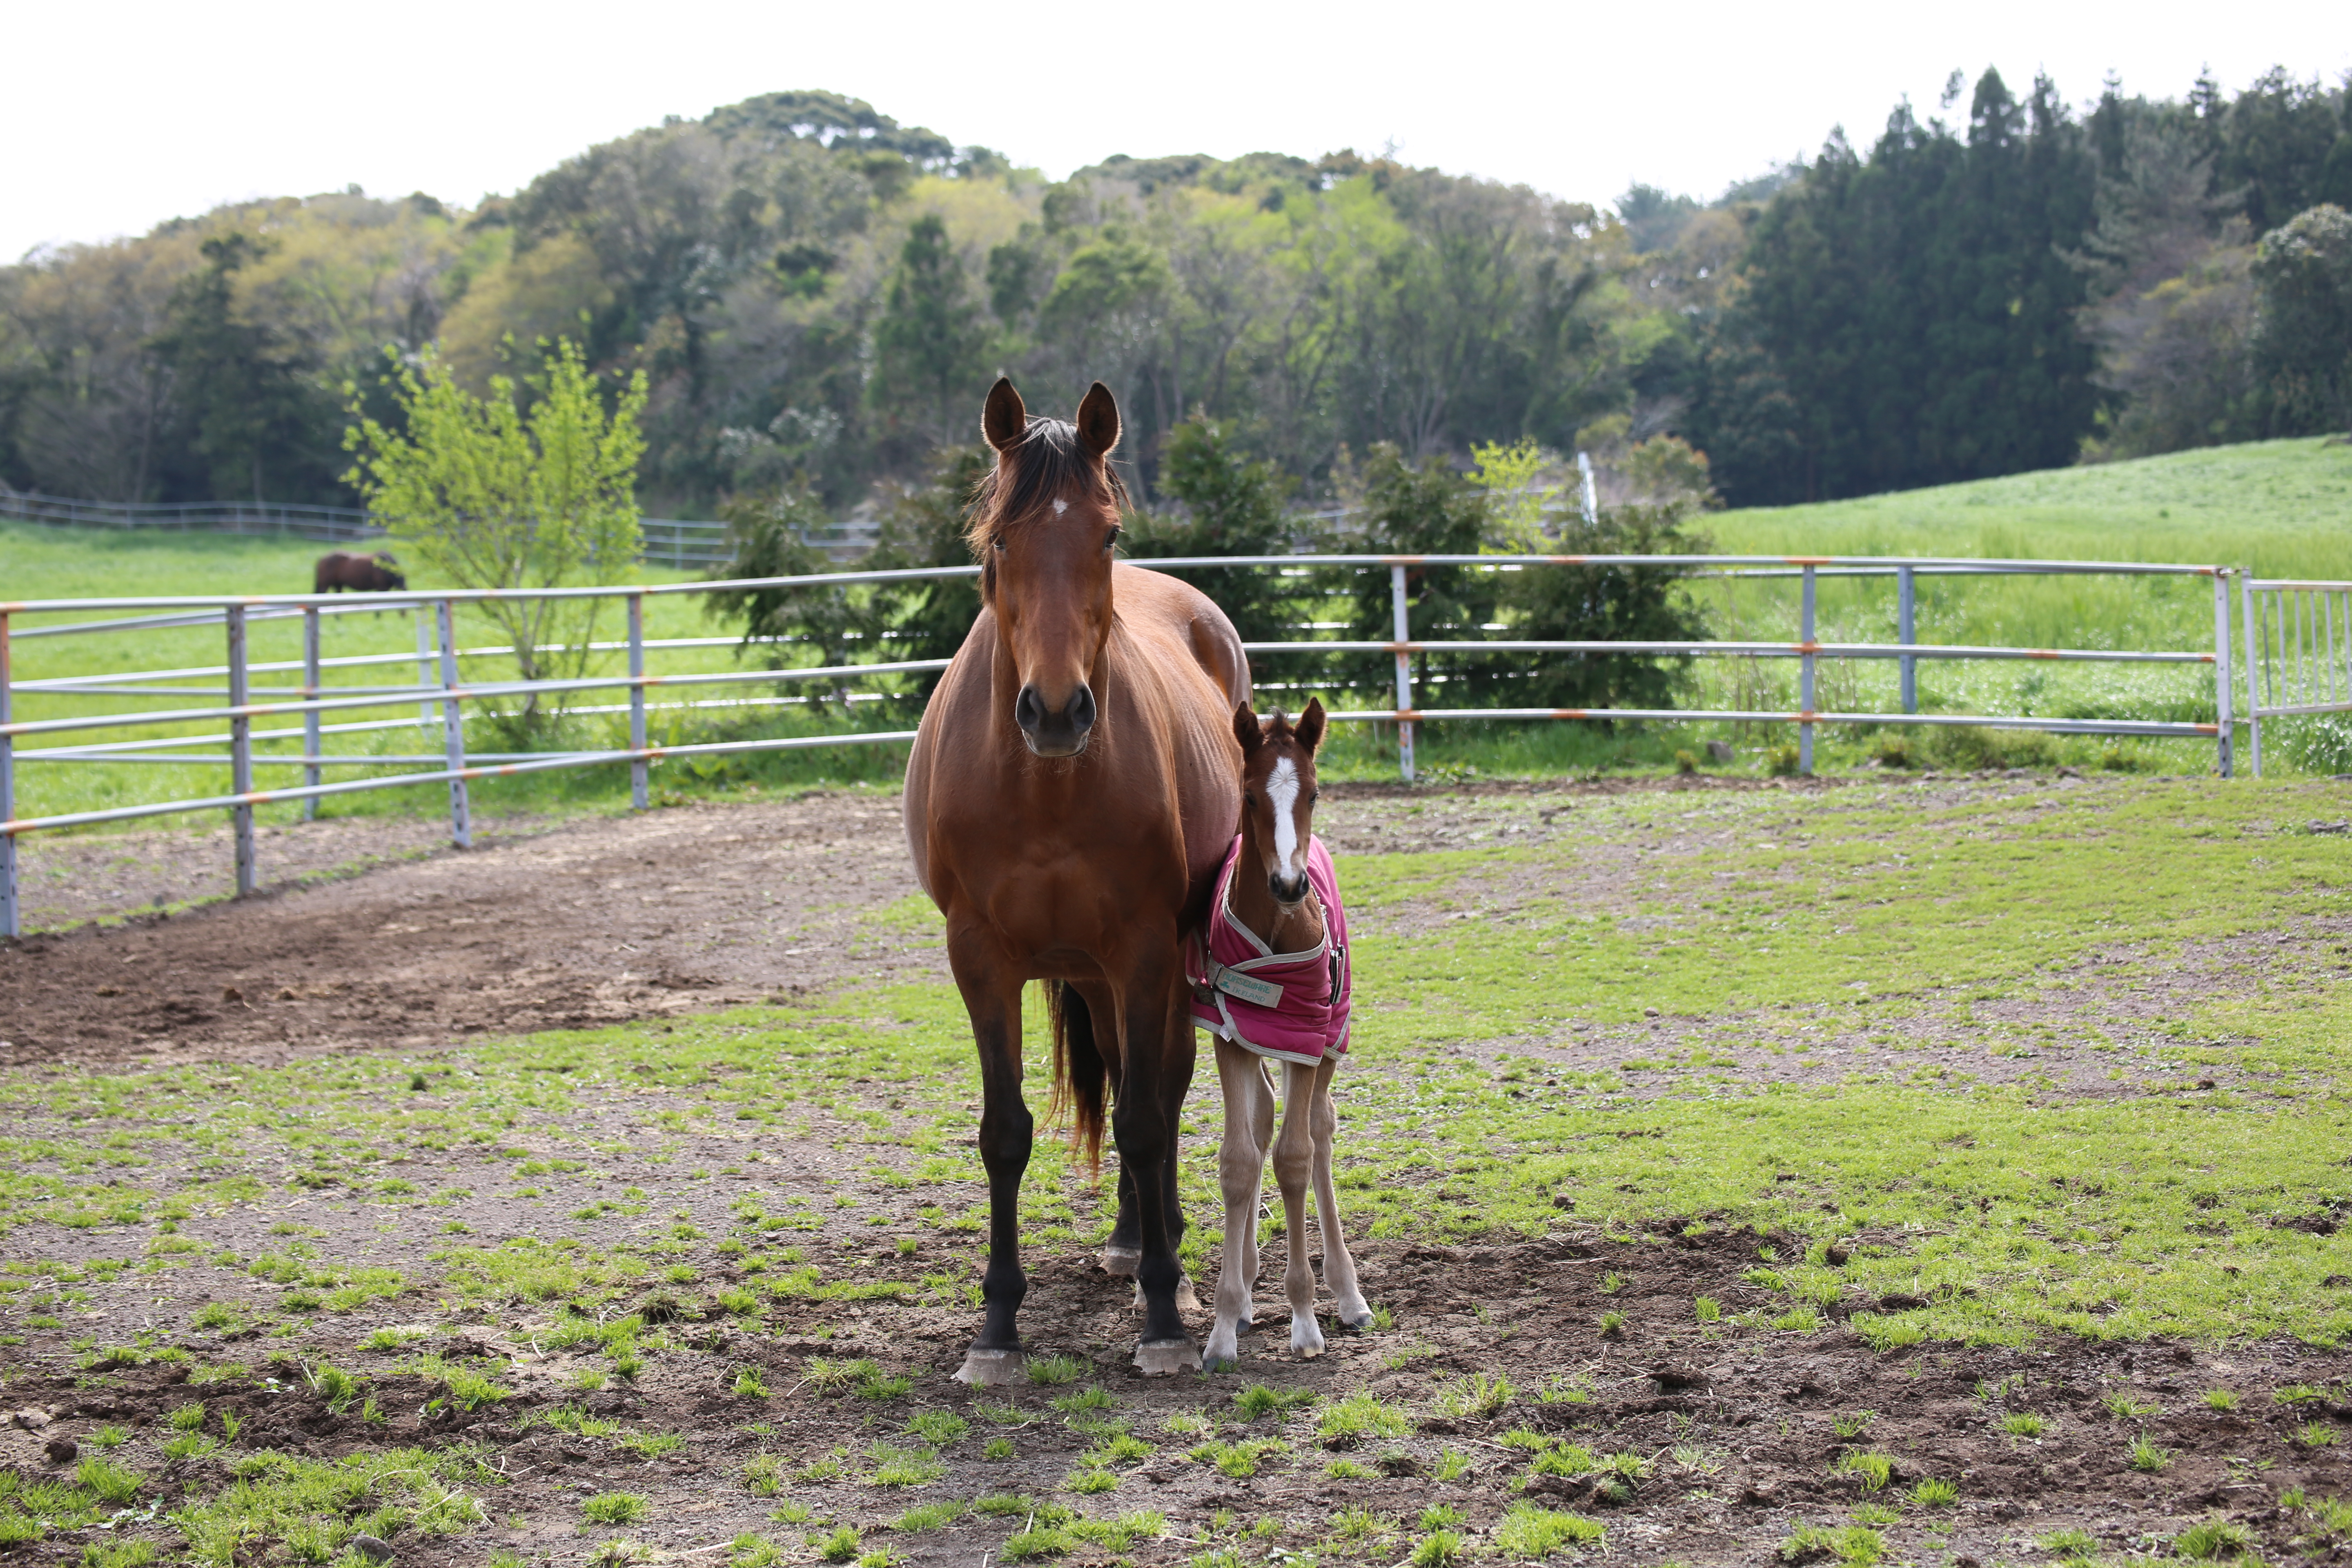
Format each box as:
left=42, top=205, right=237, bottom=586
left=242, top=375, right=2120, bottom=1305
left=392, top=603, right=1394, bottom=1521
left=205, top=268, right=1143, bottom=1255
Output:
left=1798, top=565, right=1817, bottom=776
left=1, top=610, right=16, bottom=939
left=414, top=608, right=435, bottom=731
left=437, top=599, right=472, bottom=849
left=2213, top=572, right=2234, bottom=779
left=1389, top=563, right=1416, bottom=783
left=302, top=604, right=322, bottom=821
left=227, top=605, right=256, bottom=897
left=1897, top=565, right=1918, bottom=715
left=2242, top=572, right=2264, bottom=778
left=628, top=592, right=649, bottom=810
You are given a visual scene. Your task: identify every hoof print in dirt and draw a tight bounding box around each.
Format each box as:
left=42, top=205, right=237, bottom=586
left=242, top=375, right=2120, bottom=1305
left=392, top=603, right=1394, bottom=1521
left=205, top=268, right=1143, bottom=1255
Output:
left=952, top=1348, right=1023, bottom=1385
left=1133, top=1337, right=1203, bottom=1375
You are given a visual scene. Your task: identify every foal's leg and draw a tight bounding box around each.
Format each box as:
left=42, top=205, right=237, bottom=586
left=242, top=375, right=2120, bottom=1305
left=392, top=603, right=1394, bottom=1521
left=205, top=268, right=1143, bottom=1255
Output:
left=947, top=935, right=1031, bottom=1385
left=1271, top=1060, right=1326, bottom=1358
left=1307, top=1056, right=1374, bottom=1331
left=1205, top=1038, right=1274, bottom=1368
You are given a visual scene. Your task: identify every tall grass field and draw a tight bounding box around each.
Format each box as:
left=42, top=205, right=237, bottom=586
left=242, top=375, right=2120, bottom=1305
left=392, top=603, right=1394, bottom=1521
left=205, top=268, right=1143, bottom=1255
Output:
left=5, top=436, right=2350, bottom=835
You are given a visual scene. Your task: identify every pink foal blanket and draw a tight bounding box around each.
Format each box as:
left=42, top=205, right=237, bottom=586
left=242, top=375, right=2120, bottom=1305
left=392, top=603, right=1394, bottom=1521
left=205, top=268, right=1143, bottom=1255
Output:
left=1188, top=834, right=1352, bottom=1066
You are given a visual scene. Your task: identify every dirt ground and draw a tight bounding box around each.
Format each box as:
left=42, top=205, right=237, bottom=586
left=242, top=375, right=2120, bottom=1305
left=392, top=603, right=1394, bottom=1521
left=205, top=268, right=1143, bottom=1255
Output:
left=6, top=774, right=2352, bottom=1567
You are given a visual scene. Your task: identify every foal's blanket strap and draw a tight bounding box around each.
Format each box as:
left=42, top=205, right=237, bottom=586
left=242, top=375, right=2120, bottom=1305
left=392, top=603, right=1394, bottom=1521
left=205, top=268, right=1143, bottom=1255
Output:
left=1203, top=962, right=1284, bottom=1009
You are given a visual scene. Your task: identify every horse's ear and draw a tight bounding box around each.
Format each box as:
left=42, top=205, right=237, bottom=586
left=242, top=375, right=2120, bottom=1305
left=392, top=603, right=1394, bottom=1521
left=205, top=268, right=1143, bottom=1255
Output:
left=983, top=377, right=1027, bottom=453
left=1232, top=701, right=1261, bottom=756
left=1076, top=381, right=1121, bottom=459
left=1296, top=696, right=1327, bottom=755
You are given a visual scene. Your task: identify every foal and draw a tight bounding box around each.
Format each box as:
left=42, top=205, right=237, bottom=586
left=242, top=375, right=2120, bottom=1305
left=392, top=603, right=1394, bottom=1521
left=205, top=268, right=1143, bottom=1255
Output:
left=1192, top=698, right=1374, bottom=1365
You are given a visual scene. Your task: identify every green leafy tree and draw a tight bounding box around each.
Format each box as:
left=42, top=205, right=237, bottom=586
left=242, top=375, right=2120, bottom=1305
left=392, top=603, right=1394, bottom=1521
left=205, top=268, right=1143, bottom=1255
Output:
left=863, top=444, right=994, bottom=704
left=1122, top=414, right=1296, bottom=642
left=150, top=233, right=343, bottom=501
left=2250, top=203, right=2352, bottom=432
left=870, top=216, right=991, bottom=452
left=1501, top=501, right=1712, bottom=711
left=342, top=338, right=647, bottom=731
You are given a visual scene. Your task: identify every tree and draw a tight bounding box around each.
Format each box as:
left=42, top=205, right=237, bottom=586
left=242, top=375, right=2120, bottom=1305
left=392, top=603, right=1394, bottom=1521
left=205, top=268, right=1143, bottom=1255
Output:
left=1336, top=444, right=1498, bottom=706
left=869, top=216, right=991, bottom=453
left=342, top=339, right=648, bottom=731
left=149, top=233, right=344, bottom=501
left=2250, top=204, right=2352, bottom=432
left=1122, top=414, right=1297, bottom=642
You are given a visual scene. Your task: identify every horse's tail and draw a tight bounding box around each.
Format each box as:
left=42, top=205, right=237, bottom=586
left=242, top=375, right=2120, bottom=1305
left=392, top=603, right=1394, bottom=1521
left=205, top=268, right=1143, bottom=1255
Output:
left=1043, top=980, right=1108, bottom=1176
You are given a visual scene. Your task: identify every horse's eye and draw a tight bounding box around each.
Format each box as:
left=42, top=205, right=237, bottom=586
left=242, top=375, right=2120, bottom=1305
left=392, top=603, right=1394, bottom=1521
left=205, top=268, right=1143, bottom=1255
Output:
left=1243, top=793, right=1255, bottom=809
left=1310, top=790, right=1321, bottom=804
left=1105, top=526, right=1122, bottom=550
left=993, top=537, right=1006, bottom=553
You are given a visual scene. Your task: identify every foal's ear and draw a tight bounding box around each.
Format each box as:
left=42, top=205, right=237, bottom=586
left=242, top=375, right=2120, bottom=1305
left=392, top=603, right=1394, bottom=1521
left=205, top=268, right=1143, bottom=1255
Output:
left=1075, top=381, right=1121, bottom=459
left=983, top=377, right=1027, bottom=453
left=1232, top=701, right=1262, bottom=755
left=1296, top=696, right=1327, bottom=755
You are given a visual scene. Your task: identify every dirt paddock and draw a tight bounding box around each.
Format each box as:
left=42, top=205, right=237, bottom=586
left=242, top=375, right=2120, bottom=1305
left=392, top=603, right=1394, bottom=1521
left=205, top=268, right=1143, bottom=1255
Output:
left=5, top=776, right=2351, bottom=1567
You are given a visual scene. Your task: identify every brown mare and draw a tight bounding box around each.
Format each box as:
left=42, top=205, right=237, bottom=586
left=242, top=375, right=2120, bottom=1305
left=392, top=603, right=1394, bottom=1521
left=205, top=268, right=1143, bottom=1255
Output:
left=903, top=378, right=1251, bottom=1381
left=1204, top=699, right=1373, bottom=1368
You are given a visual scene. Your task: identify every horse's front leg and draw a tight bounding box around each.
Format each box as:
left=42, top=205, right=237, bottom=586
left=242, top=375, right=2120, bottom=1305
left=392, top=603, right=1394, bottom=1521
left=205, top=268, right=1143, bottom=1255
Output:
left=1308, top=1056, right=1374, bottom=1331
left=1115, top=956, right=1201, bottom=1374
left=1205, top=1038, right=1274, bottom=1368
left=948, top=935, right=1031, bottom=1385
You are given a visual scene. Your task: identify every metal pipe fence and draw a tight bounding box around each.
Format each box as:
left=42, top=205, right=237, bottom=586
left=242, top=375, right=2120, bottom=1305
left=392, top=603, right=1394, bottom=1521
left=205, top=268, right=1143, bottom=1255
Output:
left=0, top=553, right=2238, bottom=937
left=2237, top=576, right=2352, bottom=776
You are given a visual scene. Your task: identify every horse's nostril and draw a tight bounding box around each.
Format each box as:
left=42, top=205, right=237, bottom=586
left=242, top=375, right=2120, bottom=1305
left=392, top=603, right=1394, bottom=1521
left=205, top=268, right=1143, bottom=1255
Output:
left=1069, top=685, right=1096, bottom=733
left=1014, top=685, right=1044, bottom=734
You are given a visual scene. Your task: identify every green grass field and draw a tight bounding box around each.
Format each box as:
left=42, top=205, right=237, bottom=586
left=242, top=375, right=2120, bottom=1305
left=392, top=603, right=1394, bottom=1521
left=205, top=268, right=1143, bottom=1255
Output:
left=6, top=435, right=2349, bottom=839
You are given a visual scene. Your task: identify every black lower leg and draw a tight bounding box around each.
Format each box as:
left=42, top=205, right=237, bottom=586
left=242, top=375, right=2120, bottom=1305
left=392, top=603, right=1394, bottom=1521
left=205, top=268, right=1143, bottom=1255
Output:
left=976, top=1056, right=1032, bottom=1350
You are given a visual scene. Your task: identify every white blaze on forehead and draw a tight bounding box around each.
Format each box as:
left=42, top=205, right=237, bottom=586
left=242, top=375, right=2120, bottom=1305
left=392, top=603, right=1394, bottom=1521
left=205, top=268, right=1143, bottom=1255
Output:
left=1267, top=755, right=1303, bottom=876
left=1051, top=498, right=1068, bottom=514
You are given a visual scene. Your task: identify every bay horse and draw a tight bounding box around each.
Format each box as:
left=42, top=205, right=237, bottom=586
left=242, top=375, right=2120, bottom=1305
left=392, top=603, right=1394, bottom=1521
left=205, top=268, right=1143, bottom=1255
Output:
left=314, top=551, right=406, bottom=592
left=1197, top=699, right=1374, bottom=1367
left=903, top=377, right=1251, bottom=1381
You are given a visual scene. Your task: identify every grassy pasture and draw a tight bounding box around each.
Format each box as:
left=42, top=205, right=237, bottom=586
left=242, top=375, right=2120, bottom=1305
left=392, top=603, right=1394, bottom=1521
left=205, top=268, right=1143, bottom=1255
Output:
left=4, top=776, right=2352, bottom=1563
left=5, top=434, right=2350, bottom=840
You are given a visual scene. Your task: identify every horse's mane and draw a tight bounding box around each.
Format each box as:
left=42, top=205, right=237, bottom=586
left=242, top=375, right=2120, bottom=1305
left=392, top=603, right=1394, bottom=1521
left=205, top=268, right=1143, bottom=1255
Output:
left=964, top=416, right=1129, bottom=556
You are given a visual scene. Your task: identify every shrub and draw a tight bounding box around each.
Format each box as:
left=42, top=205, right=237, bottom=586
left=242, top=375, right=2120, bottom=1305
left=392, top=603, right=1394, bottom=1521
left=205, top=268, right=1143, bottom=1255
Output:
left=583, top=1493, right=648, bottom=1525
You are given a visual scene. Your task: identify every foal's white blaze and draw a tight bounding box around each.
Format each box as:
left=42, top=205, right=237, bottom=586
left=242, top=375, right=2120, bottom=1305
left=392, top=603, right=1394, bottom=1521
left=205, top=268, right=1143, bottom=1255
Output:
left=1268, top=755, right=1303, bottom=882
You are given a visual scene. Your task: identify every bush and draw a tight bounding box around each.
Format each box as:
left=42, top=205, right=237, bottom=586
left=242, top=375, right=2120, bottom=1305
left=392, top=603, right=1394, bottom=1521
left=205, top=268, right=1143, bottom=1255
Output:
left=1923, top=726, right=2058, bottom=771
left=1499, top=502, right=1713, bottom=711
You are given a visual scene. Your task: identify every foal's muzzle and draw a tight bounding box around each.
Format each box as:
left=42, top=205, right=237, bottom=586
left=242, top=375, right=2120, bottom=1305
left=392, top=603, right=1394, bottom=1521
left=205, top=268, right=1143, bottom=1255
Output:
left=1016, top=682, right=1096, bottom=756
left=1270, top=870, right=1309, bottom=905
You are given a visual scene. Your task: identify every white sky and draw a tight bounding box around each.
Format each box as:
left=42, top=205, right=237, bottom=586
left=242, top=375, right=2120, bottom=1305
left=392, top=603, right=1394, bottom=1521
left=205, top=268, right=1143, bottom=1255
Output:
left=7, top=0, right=2345, bottom=264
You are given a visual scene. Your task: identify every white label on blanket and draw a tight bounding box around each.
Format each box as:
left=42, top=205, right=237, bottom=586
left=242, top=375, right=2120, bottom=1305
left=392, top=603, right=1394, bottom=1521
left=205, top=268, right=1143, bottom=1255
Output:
left=1216, top=971, right=1284, bottom=1008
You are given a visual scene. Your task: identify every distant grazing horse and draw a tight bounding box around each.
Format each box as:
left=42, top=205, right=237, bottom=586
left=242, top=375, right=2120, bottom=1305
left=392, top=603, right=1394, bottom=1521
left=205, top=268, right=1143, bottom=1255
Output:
left=314, top=551, right=405, bottom=593
left=1194, top=698, right=1374, bottom=1367
left=904, top=377, right=1250, bottom=1381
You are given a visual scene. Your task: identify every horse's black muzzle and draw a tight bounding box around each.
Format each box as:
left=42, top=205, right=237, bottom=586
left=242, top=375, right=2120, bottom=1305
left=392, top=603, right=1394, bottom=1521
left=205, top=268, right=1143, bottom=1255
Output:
left=1016, top=682, right=1096, bottom=756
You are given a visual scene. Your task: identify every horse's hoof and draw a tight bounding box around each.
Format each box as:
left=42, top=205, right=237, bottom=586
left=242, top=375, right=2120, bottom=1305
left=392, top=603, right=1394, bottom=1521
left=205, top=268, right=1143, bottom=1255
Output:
left=1133, top=1338, right=1203, bottom=1376
left=1100, top=1246, right=1140, bottom=1278
left=952, top=1348, right=1024, bottom=1385
left=1334, top=1310, right=1376, bottom=1333
left=1290, top=1319, right=1327, bottom=1359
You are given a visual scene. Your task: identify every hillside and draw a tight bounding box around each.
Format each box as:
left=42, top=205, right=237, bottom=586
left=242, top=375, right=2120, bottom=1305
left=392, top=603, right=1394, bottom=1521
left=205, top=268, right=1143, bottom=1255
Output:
left=1714, top=437, right=2352, bottom=578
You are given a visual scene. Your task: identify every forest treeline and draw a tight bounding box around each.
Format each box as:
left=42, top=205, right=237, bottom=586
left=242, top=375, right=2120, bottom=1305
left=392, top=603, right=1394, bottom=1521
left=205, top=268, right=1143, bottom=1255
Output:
left=2, top=74, right=2348, bottom=517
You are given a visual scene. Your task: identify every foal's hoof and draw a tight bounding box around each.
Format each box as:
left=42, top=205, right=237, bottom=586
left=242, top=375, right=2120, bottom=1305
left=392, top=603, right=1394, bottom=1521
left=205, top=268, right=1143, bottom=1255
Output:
left=953, top=1348, right=1024, bottom=1386
left=1100, top=1245, right=1141, bottom=1278
left=1133, top=1338, right=1203, bottom=1376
